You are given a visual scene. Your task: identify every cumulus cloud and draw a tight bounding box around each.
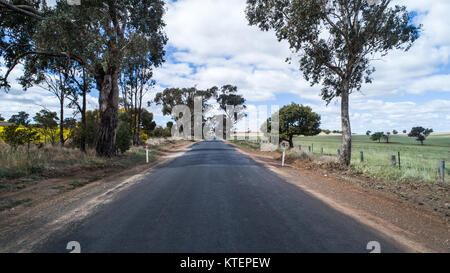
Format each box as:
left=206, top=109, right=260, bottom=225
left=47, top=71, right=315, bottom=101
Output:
left=1, top=0, right=449, bottom=133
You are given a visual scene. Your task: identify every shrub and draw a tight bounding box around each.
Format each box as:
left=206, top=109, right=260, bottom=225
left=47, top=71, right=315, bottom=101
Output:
left=116, top=121, right=132, bottom=154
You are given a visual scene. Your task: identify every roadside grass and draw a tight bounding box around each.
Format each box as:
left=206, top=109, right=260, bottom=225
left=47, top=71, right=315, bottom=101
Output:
left=0, top=140, right=171, bottom=191
left=229, top=139, right=260, bottom=150
left=231, top=135, right=449, bottom=184
left=0, top=198, right=33, bottom=212
left=294, top=135, right=449, bottom=184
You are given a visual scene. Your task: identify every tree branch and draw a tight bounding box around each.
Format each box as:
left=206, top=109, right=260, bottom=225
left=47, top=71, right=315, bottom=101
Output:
left=0, top=0, right=43, bottom=19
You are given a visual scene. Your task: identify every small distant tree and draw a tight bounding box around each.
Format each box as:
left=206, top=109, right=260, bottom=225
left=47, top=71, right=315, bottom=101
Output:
left=0, top=114, right=5, bottom=121
left=383, top=132, right=391, bottom=143
left=261, top=103, right=321, bottom=148
left=366, top=130, right=372, bottom=136
left=322, top=129, right=331, bottom=135
left=408, top=127, right=433, bottom=145
left=140, top=109, right=157, bottom=137
left=403, top=130, right=407, bottom=134
left=34, top=109, right=59, bottom=145
left=8, top=111, right=30, bottom=126
left=393, top=130, right=398, bottom=135
left=0, top=125, right=40, bottom=151
left=370, top=132, right=385, bottom=143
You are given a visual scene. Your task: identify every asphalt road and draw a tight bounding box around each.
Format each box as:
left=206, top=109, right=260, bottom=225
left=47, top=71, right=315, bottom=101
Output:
left=36, top=140, right=405, bottom=253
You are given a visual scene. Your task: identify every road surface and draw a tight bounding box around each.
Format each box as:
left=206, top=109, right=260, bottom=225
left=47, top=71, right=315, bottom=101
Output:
left=35, top=140, right=405, bottom=253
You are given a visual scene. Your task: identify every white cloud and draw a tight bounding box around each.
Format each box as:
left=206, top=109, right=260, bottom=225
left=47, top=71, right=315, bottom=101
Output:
left=1, top=0, right=449, bottom=133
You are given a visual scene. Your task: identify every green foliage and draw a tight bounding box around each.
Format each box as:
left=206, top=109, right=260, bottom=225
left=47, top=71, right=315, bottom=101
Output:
left=262, top=103, right=321, bottom=148
left=366, top=130, right=372, bottom=136
left=150, top=126, right=171, bottom=138
left=116, top=120, right=132, bottom=154
left=215, top=85, right=246, bottom=138
left=34, top=109, right=59, bottom=145
left=155, top=87, right=217, bottom=117
left=0, top=125, right=40, bottom=149
left=1, top=0, right=168, bottom=157
left=408, top=127, right=433, bottom=145
left=0, top=114, right=4, bottom=122
left=370, top=132, right=385, bottom=143
left=8, top=111, right=30, bottom=126
left=140, top=109, right=157, bottom=135
left=70, top=110, right=100, bottom=149
left=246, top=0, right=420, bottom=103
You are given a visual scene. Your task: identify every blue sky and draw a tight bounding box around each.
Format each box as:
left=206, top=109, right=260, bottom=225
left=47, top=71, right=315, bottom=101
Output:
left=1, top=0, right=450, bottom=133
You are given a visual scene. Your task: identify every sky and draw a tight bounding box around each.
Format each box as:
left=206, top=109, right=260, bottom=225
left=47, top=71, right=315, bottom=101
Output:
left=1, top=0, right=450, bottom=133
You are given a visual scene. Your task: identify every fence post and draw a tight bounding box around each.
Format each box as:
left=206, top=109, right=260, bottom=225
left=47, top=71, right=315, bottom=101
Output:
left=337, top=149, right=340, bottom=157
left=311, top=143, right=314, bottom=153
left=391, top=155, right=396, bottom=166
left=298, top=145, right=301, bottom=151
left=360, top=151, right=364, bottom=163
left=398, top=152, right=401, bottom=169
left=440, top=161, right=445, bottom=182
left=321, top=147, right=324, bottom=155
left=308, top=146, right=311, bottom=153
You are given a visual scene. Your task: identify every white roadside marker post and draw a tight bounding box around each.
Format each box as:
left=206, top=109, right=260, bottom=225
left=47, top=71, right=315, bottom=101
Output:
left=146, top=146, right=149, bottom=164
left=282, top=146, right=286, bottom=167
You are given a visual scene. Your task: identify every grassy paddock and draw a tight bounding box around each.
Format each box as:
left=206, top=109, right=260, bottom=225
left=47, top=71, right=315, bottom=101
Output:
left=294, top=134, right=450, bottom=183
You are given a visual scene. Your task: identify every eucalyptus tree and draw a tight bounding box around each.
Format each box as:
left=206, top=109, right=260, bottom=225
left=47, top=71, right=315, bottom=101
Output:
left=261, top=103, right=321, bottom=148
left=66, top=65, right=94, bottom=152
left=215, top=85, right=246, bottom=139
left=246, top=0, right=420, bottom=166
left=120, top=34, right=157, bottom=145
left=154, top=87, right=217, bottom=138
left=1, top=0, right=167, bottom=156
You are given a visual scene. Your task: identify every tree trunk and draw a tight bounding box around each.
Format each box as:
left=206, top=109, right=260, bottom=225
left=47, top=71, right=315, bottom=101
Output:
left=340, top=85, right=352, bottom=166
left=289, top=135, right=294, bottom=148
left=60, top=95, right=64, bottom=146
left=80, top=69, right=87, bottom=152
left=137, top=86, right=143, bottom=146
left=96, top=71, right=119, bottom=157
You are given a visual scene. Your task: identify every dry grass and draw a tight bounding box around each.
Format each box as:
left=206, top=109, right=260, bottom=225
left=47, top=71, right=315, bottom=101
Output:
left=0, top=143, right=108, bottom=180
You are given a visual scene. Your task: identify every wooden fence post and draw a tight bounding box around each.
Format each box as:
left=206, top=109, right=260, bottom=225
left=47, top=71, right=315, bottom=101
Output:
left=440, top=161, right=445, bottom=182
left=391, top=155, right=396, bottom=166
left=360, top=151, right=364, bottom=163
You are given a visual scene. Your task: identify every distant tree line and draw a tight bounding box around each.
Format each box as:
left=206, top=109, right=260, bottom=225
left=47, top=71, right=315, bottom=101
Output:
left=367, top=127, right=433, bottom=145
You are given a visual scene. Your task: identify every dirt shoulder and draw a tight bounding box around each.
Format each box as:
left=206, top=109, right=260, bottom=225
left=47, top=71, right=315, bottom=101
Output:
left=0, top=140, right=195, bottom=252
left=228, top=141, right=449, bottom=253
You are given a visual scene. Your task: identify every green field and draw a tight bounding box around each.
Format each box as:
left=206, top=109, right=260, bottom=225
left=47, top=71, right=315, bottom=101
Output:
left=294, top=134, right=450, bottom=183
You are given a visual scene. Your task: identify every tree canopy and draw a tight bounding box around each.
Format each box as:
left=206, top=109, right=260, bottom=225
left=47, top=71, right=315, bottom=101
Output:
left=408, top=126, right=433, bottom=145
left=246, top=0, right=420, bottom=165
left=1, top=0, right=167, bottom=156
left=262, top=103, right=321, bottom=148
